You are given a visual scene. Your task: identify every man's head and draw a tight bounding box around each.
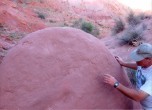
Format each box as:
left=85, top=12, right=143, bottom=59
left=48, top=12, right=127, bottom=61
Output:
left=130, top=43, right=152, bottom=67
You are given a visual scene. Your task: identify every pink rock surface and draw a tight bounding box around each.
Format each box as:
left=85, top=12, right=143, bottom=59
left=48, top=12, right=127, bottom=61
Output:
left=0, top=27, right=133, bottom=110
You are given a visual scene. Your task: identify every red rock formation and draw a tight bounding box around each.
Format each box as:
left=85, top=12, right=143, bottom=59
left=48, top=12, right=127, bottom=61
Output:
left=0, top=0, right=45, bottom=33
left=0, top=27, right=133, bottom=110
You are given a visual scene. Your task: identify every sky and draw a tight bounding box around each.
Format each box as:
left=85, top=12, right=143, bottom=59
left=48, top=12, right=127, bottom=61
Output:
left=117, top=0, right=152, bottom=11
left=67, top=0, right=152, bottom=11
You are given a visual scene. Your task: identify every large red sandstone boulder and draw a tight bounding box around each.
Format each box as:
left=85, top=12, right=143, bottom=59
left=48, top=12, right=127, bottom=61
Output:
left=0, top=27, right=133, bottom=110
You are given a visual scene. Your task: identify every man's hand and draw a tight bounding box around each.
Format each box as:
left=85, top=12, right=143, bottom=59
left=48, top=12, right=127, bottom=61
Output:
left=103, top=74, right=117, bottom=86
left=115, top=56, right=124, bottom=66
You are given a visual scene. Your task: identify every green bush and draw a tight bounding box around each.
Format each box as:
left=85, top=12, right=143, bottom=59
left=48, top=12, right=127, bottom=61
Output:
left=112, top=18, right=125, bottom=35
left=72, top=19, right=100, bottom=37
left=81, top=21, right=94, bottom=33
left=127, top=11, right=141, bottom=26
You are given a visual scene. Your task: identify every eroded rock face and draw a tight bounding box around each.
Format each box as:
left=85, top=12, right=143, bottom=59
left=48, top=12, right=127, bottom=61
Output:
left=0, top=27, right=133, bottom=110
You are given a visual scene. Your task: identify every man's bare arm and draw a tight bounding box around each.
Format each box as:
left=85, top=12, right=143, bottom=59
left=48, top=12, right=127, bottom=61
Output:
left=117, top=83, right=149, bottom=101
left=115, top=56, right=137, bottom=70
left=121, top=62, right=137, bottom=70
left=103, top=74, right=149, bottom=101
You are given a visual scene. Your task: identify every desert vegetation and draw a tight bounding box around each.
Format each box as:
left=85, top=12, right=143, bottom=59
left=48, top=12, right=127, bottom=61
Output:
left=111, top=18, right=125, bottom=35
left=112, top=11, right=151, bottom=46
left=120, top=26, right=144, bottom=46
left=72, top=18, right=100, bottom=37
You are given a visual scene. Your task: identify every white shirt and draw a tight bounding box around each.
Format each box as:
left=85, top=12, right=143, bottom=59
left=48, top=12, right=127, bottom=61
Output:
left=140, top=65, right=152, bottom=110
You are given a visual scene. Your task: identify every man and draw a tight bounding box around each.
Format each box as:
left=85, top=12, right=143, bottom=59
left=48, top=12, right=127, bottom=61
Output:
left=103, top=43, right=152, bottom=110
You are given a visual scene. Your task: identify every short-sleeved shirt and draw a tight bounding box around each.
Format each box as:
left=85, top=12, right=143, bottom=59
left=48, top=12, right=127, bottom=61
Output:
left=140, top=65, right=152, bottom=110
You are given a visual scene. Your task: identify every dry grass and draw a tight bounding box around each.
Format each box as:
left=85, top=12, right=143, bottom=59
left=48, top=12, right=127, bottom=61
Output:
left=127, top=11, right=141, bottom=26
left=111, top=18, right=125, bottom=35
left=119, top=26, right=144, bottom=46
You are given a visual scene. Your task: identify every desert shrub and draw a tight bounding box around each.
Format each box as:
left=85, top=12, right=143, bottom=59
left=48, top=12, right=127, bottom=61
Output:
left=49, top=19, right=56, bottom=23
left=81, top=21, right=94, bottom=33
left=0, top=23, right=4, bottom=31
left=111, top=18, right=125, bottom=35
left=72, top=18, right=83, bottom=28
left=137, top=13, right=146, bottom=20
left=145, top=15, right=151, bottom=19
left=127, top=68, right=136, bottom=86
left=142, top=23, right=147, bottom=31
left=72, top=18, right=100, bottom=37
left=120, top=26, right=144, bottom=46
left=0, top=23, right=3, bottom=28
left=37, top=12, right=45, bottom=19
left=127, top=11, right=141, bottom=26
left=9, top=33, right=19, bottom=39
left=0, top=23, right=7, bottom=32
left=91, top=26, right=100, bottom=37
left=9, top=32, right=25, bottom=39
left=138, top=13, right=152, bottom=20
left=81, top=21, right=100, bottom=37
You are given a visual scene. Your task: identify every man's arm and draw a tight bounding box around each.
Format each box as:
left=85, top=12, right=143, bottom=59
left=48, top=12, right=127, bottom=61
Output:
left=115, top=56, right=137, bottom=70
left=121, top=62, right=137, bottom=70
left=103, top=74, right=149, bottom=101
left=117, top=83, right=149, bottom=101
